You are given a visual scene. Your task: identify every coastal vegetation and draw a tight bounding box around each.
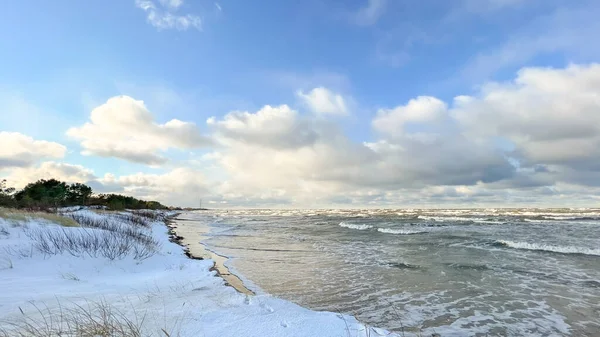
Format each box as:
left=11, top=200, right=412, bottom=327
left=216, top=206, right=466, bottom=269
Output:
left=0, top=179, right=167, bottom=211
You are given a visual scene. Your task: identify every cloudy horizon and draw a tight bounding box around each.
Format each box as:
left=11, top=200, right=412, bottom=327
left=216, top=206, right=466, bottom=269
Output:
left=2, top=0, right=600, bottom=208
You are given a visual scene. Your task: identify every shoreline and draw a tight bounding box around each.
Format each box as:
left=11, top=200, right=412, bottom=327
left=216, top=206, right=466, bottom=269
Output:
left=167, top=213, right=255, bottom=295
left=1, top=208, right=395, bottom=336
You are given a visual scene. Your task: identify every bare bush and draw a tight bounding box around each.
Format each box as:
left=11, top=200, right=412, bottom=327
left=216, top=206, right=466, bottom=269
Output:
left=113, top=213, right=152, bottom=228
left=66, top=213, right=152, bottom=229
left=65, top=214, right=155, bottom=244
left=131, top=210, right=167, bottom=222
left=24, top=226, right=159, bottom=260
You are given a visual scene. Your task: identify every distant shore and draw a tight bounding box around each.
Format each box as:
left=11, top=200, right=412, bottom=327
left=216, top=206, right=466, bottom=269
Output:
left=168, top=213, right=254, bottom=295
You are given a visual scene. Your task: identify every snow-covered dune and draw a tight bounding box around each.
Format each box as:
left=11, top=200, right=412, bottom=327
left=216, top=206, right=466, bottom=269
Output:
left=0, top=209, right=395, bottom=337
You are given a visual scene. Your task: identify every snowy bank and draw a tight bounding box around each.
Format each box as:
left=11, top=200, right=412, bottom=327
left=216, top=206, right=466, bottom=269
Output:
left=0, top=209, right=398, bottom=337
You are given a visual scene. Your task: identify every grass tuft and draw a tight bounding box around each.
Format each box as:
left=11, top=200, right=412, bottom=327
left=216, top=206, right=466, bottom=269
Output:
left=0, top=300, right=183, bottom=337
left=0, top=208, right=79, bottom=227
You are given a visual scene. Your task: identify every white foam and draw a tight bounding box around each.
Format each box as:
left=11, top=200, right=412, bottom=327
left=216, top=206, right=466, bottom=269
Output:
left=339, top=222, right=373, bottom=230
left=523, top=218, right=546, bottom=223
left=377, top=228, right=427, bottom=235
left=498, top=240, right=600, bottom=256
left=418, top=215, right=475, bottom=222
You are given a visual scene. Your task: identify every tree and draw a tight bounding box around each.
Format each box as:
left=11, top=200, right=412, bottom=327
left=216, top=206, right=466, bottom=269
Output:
left=15, top=179, right=69, bottom=209
left=0, top=179, right=16, bottom=207
left=8, top=178, right=168, bottom=210
left=67, top=183, right=93, bottom=206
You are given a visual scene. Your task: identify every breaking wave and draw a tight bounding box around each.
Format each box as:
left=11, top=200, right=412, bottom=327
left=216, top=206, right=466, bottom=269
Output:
left=338, top=222, right=373, bottom=230
left=496, top=240, right=600, bottom=256
left=377, top=228, right=428, bottom=235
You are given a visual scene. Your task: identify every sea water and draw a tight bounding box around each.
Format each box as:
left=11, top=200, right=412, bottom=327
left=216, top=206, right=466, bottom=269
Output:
left=184, top=209, right=600, bottom=336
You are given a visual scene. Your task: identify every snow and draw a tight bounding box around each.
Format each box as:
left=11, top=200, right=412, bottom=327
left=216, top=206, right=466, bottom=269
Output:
left=0, top=210, right=397, bottom=337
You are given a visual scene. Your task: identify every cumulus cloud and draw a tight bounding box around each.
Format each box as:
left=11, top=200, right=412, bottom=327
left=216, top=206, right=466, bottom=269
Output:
left=202, top=96, right=514, bottom=207
left=196, top=64, right=600, bottom=206
left=67, top=95, right=210, bottom=165
left=6, top=162, right=96, bottom=188
left=453, top=63, right=600, bottom=175
left=135, top=0, right=202, bottom=31
left=297, top=87, right=349, bottom=116
left=372, top=96, right=448, bottom=137
left=0, top=132, right=66, bottom=169
left=9, top=64, right=600, bottom=207
left=208, top=105, right=320, bottom=149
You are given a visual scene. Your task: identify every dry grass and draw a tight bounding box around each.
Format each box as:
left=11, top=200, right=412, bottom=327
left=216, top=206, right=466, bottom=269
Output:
left=0, top=301, right=180, bottom=337
left=0, top=208, right=79, bottom=227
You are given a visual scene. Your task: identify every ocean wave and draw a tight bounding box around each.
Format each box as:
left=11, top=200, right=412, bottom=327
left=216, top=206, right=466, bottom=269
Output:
left=377, top=228, right=428, bottom=235
left=523, top=218, right=546, bottom=223
left=338, top=222, right=373, bottom=230
left=542, top=216, right=600, bottom=221
left=418, top=215, right=503, bottom=224
left=496, top=240, right=600, bottom=256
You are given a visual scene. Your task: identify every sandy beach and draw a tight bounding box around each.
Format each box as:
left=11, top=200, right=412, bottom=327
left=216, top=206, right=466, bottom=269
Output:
left=0, top=209, right=394, bottom=337
left=168, top=213, right=254, bottom=295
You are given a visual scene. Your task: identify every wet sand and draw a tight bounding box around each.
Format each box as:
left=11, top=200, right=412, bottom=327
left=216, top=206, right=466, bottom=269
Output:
left=168, top=215, right=255, bottom=295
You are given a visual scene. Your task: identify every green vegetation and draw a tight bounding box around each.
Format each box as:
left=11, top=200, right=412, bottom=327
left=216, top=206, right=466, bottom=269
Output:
left=0, top=179, right=167, bottom=211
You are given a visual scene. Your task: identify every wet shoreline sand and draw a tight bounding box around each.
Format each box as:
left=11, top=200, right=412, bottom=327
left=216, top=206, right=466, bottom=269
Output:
left=167, top=214, right=255, bottom=295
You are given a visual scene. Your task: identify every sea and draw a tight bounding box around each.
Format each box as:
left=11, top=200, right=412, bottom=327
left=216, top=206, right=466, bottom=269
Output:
left=182, top=208, right=600, bottom=336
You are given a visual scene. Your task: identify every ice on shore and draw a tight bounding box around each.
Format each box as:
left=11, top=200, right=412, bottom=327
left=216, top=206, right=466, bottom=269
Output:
left=0, top=209, right=397, bottom=337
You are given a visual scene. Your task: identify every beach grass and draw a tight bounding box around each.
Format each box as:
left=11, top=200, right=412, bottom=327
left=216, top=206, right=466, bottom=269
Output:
left=0, top=300, right=147, bottom=337
left=0, top=208, right=79, bottom=227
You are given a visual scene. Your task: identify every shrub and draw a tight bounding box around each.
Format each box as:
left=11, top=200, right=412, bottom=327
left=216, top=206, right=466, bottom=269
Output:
left=25, top=226, right=159, bottom=261
left=25, top=211, right=161, bottom=261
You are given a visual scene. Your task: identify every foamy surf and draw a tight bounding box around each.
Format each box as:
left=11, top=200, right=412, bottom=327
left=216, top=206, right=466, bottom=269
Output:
left=377, top=228, right=428, bottom=235
left=338, top=222, right=373, bottom=230
left=497, top=240, right=600, bottom=256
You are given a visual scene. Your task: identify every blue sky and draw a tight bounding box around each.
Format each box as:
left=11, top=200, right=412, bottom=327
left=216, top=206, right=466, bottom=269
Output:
left=1, top=0, right=600, bottom=207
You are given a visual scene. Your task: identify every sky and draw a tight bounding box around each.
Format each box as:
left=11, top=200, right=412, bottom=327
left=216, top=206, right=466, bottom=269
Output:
left=1, top=0, right=600, bottom=208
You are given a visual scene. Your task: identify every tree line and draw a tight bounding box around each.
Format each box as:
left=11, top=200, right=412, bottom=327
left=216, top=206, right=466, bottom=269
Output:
left=0, top=179, right=167, bottom=210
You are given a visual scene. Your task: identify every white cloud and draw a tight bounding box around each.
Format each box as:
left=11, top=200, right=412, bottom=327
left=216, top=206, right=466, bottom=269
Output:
left=8, top=64, right=600, bottom=207
left=297, top=87, right=349, bottom=116
left=0, top=132, right=66, bottom=169
left=352, top=0, right=387, bottom=26
left=372, top=96, right=448, bottom=137
left=99, top=168, right=211, bottom=206
left=454, top=63, right=600, bottom=177
left=6, top=162, right=95, bottom=188
left=197, top=64, right=600, bottom=206
left=67, top=95, right=210, bottom=165
left=135, top=0, right=202, bottom=31
left=208, top=105, right=320, bottom=149
left=204, top=99, right=513, bottom=206
left=3, top=161, right=211, bottom=207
